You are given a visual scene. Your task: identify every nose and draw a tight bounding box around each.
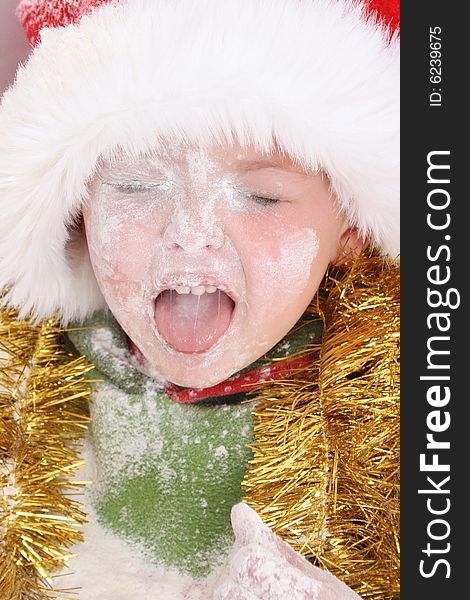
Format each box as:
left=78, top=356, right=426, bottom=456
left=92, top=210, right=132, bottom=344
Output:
left=163, top=210, right=225, bottom=251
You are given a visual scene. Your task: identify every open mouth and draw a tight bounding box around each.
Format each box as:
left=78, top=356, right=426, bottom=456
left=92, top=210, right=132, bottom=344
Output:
left=154, top=284, right=236, bottom=353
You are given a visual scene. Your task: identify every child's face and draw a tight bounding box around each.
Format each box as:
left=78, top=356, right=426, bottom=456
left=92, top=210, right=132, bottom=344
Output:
left=83, top=142, right=355, bottom=389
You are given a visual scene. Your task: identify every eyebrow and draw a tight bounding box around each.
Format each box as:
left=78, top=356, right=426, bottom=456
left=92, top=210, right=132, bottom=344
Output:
left=235, top=157, right=309, bottom=175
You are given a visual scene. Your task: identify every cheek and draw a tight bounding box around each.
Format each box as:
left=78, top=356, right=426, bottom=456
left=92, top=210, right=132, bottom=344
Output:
left=111, top=226, right=155, bottom=277
left=84, top=206, right=160, bottom=305
left=236, top=217, right=322, bottom=311
left=265, top=228, right=320, bottom=295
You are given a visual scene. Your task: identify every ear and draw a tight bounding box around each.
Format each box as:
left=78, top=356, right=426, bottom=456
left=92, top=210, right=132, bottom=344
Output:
left=331, top=227, right=368, bottom=266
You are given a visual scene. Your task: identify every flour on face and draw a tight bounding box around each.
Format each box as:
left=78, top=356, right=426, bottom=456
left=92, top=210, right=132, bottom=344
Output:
left=83, top=141, right=344, bottom=390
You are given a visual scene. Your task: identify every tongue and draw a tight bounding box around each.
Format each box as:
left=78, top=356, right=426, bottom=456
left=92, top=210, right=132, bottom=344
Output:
left=154, top=290, right=235, bottom=353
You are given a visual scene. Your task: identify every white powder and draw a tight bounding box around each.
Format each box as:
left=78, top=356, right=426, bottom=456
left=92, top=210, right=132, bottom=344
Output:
left=263, top=227, right=319, bottom=295
left=90, top=382, right=165, bottom=495
left=157, top=462, right=177, bottom=484
left=219, top=503, right=365, bottom=600
left=89, top=327, right=132, bottom=375
left=214, top=445, right=228, bottom=460
left=61, top=442, right=355, bottom=600
left=259, top=366, right=274, bottom=382
left=62, top=439, right=227, bottom=600
left=64, top=509, right=220, bottom=599
left=84, top=144, right=327, bottom=388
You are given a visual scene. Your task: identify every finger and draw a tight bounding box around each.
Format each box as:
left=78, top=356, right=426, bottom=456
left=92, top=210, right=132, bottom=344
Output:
left=271, top=532, right=319, bottom=576
left=231, top=502, right=315, bottom=574
left=303, top=566, right=364, bottom=600
left=229, top=542, right=322, bottom=600
left=230, top=502, right=278, bottom=548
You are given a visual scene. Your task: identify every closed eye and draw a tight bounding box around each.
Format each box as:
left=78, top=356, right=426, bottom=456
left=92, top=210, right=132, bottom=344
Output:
left=104, top=180, right=171, bottom=193
left=250, top=195, right=280, bottom=206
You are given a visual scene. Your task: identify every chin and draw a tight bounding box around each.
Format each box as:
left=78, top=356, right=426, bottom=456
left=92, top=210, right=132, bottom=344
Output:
left=165, top=342, right=254, bottom=388
left=161, top=361, right=237, bottom=389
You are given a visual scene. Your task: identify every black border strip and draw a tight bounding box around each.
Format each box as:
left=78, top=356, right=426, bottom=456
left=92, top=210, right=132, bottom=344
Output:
left=401, top=3, right=466, bottom=598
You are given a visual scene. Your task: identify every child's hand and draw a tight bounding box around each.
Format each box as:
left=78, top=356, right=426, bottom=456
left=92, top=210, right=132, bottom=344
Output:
left=212, top=502, right=362, bottom=600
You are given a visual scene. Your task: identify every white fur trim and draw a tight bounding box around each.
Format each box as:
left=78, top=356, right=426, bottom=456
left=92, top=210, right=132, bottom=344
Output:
left=0, top=0, right=399, bottom=322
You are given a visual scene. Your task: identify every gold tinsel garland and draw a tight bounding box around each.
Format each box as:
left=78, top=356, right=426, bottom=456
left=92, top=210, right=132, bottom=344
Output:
left=0, top=309, right=93, bottom=600
left=243, top=253, right=400, bottom=599
left=0, top=253, right=399, bottom=598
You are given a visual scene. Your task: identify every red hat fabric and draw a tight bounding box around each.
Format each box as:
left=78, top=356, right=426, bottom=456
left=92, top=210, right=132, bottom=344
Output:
left=367, top=0, right=400, bottom=35
left=17, top=0, right=400, bottom=45
left=17, top=0, right=105, bottom=44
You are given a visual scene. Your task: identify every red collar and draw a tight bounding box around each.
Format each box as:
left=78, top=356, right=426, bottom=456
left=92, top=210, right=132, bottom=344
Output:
left=164, top=353, right=312, bottom=404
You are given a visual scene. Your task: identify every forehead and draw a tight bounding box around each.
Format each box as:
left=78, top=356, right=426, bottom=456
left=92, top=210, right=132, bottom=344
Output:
left=98, top=140, right=308, bottom=177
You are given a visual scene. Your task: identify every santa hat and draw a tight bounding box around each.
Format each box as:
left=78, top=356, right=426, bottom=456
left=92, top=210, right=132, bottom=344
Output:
left=0, top=0, right=399, bottom=323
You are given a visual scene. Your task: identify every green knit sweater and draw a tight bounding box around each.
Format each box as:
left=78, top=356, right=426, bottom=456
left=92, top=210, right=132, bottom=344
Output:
left=67, top=311, right=320, bottom=577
